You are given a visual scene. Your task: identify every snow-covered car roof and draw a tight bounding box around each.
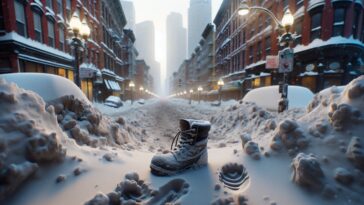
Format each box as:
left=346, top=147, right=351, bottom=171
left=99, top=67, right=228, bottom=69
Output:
left=243, top=85, right=314, bottom=111
left=0, top=73, right=90, bottom=103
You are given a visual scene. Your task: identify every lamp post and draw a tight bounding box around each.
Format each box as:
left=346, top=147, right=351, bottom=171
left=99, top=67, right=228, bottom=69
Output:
left=189, top=89, right=193, bottom=104
left=139, top=86, right=144, bottom=99
left=129, top=81, right=135, bottom=104
left=197, top=86, right=203, bottom=104
left=69, top=13, right=90, bottom=87
left=239, top=1, right=294, bottom=112
left=217, top=79, right=224, bottom=105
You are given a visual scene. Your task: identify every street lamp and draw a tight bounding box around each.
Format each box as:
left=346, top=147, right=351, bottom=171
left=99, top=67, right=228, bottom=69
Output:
left=217, top=79, right=224, bottom=105
left=197, top=86, right=203, bottom=104
left=129, top=81, right=135, bottom=104
left=238, top=1, right=294, bottom=112
left=189, top=89, right=193, bottom=104
left=69, top=13, right=90, bottom=87
left=139, top=86, right=144, bottom=99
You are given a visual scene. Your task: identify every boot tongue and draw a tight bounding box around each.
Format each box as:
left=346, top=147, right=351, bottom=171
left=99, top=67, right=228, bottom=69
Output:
left=179, top=119, right=191, bottom=131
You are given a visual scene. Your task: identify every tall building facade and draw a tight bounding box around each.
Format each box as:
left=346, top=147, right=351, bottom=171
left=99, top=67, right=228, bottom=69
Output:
left=213, top=0, right=364, bottom=96
left=120, top=0, right=135, bottom=30
left=166, top=12, right=186, bottom=92
left=188, top=0, right=211, bottom=56
left=134, top=21, right=160, bottom=91
left=0, top=0, right=148, bottom=101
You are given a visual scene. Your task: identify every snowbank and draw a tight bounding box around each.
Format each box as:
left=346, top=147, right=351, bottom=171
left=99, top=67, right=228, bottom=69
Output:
left=0, top=79, right=66, bottom=199
left=1, top=73, right=90, bottom=103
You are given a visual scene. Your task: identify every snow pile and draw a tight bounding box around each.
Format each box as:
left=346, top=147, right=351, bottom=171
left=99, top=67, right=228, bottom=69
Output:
left=0, top=79, right=66, bottom=199
left=85, top=172, right=189, bottom=205
left=209, top=101, right=305, bottom=147
left=47, top=95, right=135, bottom=148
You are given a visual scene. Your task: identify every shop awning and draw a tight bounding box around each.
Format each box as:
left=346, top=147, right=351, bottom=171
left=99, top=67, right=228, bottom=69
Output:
left=105, top=80, right=121, bottom=91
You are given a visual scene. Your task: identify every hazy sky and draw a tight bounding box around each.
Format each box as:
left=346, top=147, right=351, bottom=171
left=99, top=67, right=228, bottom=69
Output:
left=128, top=0, right=223, bottom=90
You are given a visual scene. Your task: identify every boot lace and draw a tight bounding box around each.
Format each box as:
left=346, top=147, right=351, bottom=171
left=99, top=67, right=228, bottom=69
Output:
left=170, top=128, right=196, bottom=150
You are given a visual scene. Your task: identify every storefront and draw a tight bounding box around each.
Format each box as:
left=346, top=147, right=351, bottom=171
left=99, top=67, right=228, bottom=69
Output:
left=100, top=68, right=124, bottom=101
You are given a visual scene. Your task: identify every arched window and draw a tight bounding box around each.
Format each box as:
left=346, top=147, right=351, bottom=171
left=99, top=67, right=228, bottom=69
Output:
left=47, top=20, right=55, bottom=47
left=59, top=26, right=65, bottom=51
left=310, top=11, right=322, bottom=41
left=14, top=0, right=27, bottom=37
left=332, top=7, right=346, bottom=37
left=33, top=11, right=43, bottom=42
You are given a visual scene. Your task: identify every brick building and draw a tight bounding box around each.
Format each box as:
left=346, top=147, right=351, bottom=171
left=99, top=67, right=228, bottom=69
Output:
left=213, top=0, right=364, bottom=96
left=0, top=0, right=141, bottom=101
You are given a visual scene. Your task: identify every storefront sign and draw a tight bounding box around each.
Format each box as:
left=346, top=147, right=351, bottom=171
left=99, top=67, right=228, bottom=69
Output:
left=266, top=55, right=279, bottom=69
left=80, top=68, right=94, bottom=79
left=278, top=48, right=294, bottom=73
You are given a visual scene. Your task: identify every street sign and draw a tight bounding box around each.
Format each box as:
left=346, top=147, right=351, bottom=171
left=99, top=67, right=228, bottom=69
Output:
left=278, top=48, right=294, bottom=73
left=266, top=55, right=279, bottom=69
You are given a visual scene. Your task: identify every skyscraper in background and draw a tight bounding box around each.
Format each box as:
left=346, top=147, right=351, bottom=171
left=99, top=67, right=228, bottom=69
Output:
left=188, top=0, right=211, bottom=57
left=120, top=0, right=136, bottom=29
left=166, top=12, right=187, bottom=91
left=134, top=21, right=161, bottom=91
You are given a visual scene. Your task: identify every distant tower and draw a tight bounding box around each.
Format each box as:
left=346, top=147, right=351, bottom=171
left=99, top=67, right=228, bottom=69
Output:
left=188, top=0, right=211, bottom=56
left=120, top=0, right=136, bottom=29
left=166, top=12, right=187, bottom=86
left=134, top=21, right=160, bottom=91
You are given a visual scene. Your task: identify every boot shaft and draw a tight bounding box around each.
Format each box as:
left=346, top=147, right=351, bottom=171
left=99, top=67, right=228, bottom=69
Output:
left=179, top=119, right=211, bottom=142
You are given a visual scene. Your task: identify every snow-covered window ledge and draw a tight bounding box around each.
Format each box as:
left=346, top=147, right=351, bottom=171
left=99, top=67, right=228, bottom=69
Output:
left=30, top=1, right=45, bottom=14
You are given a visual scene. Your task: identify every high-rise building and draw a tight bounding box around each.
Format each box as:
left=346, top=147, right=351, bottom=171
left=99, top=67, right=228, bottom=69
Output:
left=134, top=21, right=160, bottom=91
left=120, top=0, right=136, bottom=29
left=188, top=0, right=211, bottom=56
left=166, top=12, right=186, bottom=91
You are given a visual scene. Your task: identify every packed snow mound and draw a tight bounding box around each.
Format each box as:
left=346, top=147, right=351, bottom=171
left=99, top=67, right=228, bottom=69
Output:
left=243, top=85, right=314, bottom=111
left=0, top=73, right=90, bottom=103
left=209, top=100, right=305, bottom=146
left=85, top=172, right=189, bottom=205
left=0, top=78, right=66, bottom=199
left=47, top=95, right=136, bottom=148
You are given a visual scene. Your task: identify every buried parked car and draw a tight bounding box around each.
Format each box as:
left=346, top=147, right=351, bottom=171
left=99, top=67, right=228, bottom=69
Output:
left=0, top=73, right=90, bottom=103
left=104, top=96, right=123, bottom=108
left=242, top=85, right=314, bottom=111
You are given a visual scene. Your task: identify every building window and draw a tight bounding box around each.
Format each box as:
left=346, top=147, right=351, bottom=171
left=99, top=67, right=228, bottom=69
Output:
left=15, top=0, right=27, bottom=37
left=332, top=8, right=345, bottom=37
left=33, top=12, right=43, bottom=42
left=283, top=0, right=289, bottom=9
left=295, top=18, right=303, bottom=45
left=265, top=36, right=271, bottom=55
left=59, top=28, right=65, bottom=51
left=249, top=46, right=253, bottom=64
left=296, top=0, right=304, bottom=8
left=66, top=0, right=71, bottom=19
left=46, top=0, right=53, bottom=9
left=57, top=0, right=63, bottom=15
left=47, top=20, right=55, bottom=47
left=310, top=12, right=322, bottom=41
left=257, top=41, right=262, bottom=60
left=353, top=8, right=360, bottom=39
left=0, top=2, right=4, bottom=30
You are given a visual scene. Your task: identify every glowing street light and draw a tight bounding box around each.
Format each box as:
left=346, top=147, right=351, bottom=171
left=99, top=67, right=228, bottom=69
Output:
left=217, top=79, right=224, bottom=106
left=197, top=86, right=203, bottom=104
left=69, top=13, right=90, bottom=88
left=129, top=81, right=135, bottom=104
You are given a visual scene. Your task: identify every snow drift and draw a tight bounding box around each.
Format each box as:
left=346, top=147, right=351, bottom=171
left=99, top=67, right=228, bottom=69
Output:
left=0, top=78, right=66, bottom=199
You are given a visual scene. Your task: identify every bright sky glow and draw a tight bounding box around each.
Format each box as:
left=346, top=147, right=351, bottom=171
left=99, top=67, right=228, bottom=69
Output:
left=127, top=0, right=223, bottom=94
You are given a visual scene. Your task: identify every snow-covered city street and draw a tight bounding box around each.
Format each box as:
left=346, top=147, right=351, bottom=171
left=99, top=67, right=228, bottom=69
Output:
left=1, top=74, right=363, bottom=205
left=1, top=0, right=364, bottom=204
